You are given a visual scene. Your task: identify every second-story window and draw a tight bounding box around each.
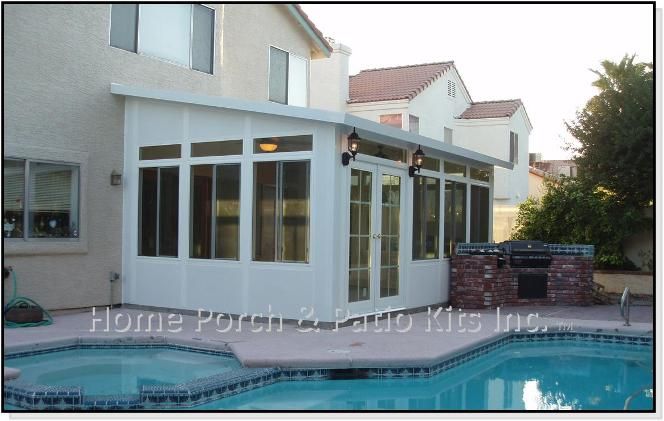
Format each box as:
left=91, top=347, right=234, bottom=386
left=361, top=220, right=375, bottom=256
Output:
left=409, top=115, right=419, bottom=134
left=509, top=131, right=519, bottom=164
left=110, top=4, right=215, bottom=74
left=269, top=47, right=308, bottom=107
left=379, top=114, right=402, bottom=129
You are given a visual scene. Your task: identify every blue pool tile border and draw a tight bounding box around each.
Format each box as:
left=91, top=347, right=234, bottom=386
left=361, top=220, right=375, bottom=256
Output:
left=4, top=331, right=651, bottom=410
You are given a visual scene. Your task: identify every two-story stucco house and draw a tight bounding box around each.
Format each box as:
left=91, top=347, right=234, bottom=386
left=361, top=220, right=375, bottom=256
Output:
left=4, top=4, right=511, bottom=323
left=344, top=62, right=533, bottom=243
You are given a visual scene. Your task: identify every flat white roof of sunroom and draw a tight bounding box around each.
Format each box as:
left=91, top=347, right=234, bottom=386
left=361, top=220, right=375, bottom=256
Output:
left=110, top=83, right=513, bottom=170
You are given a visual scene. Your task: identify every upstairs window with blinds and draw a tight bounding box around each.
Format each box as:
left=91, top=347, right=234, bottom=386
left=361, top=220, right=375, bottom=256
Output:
left=269, top=46, right=308, bottom=106
left=3, top=159, right=80, bottom=239
left=110, top=4, right=215, bottom=74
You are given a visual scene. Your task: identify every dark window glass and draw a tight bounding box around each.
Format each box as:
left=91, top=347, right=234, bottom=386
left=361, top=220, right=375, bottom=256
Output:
left=253, top=162, right=277, bottom=262
left=254, top=135, right=312, bottom=154
left=281, top=161, right=309, bottom=262
left=444, top=181, right=466, bottom=257
left=470, top=167, right=491, bottom=182
left=190, top=165, right=213, bottom=258
left=269, top=47, right=288, bottom=104
left=191, top=140, right=242, bottom=157
left=192, top=5, right=215, bottom=74
left=470, top=185, right=490, bottom=242
left=139, top=168, right=158, bottom=256
left=215, top=165, right=240, bottom=259
left=421, top=156, right=440, bottom=172
left=444, top=161, right=466, bottom=177
left=413, top=176, right=440, bottom=260
left=253, top=161, right=310, bottom=263
left=139, top=167, right=179, bottom=257
left=110, top=4, right=138, bottom=52
left=510, top=131, right=519, bottom=164
left=158, top=167, right=179, bottom=256
left=139, top=144, right=181, bottom=160
left=359, top=139, right=407, bottom=163
left=3, top=159, right=25, bottom=238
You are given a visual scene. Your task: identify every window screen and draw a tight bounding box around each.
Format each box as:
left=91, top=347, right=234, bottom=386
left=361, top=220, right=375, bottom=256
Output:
left=192, top=5, right=214, bottom=73
left=110, top=4, right=138, bottom=52
left=269, top=47, right=288, bottom=104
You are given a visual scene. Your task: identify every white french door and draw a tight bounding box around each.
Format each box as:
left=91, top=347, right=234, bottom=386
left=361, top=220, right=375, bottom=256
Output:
left=347, top=161, right=405, bottom=314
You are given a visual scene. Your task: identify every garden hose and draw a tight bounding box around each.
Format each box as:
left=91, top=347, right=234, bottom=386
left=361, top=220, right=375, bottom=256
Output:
left=3, top=269, right=53, bottom=328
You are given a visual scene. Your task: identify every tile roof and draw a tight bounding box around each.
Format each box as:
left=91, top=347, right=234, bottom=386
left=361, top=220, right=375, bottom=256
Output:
left=348, top=61, right=457, bottom=104
left=458, top=99, right=523, bottom=119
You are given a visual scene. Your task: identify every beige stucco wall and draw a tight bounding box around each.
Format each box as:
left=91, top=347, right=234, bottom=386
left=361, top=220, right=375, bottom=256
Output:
left=3, top=4, right=318, bottom=310
left=528, top=172, right=546, bottom=200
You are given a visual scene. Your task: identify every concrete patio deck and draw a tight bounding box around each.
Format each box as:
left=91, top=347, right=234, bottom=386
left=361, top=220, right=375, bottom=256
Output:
left=3, top=304, right=653, bottom=369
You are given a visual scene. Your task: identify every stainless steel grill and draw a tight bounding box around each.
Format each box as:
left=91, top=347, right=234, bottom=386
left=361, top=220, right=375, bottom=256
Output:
left=500, top=240, right=552, bottom=268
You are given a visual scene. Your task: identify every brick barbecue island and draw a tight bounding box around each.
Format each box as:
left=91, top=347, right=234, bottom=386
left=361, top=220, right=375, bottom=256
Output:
left=450, top=242, right=595, bottom=309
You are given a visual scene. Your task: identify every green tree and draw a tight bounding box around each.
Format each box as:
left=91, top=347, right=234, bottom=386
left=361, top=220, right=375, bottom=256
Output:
left=511, top=177, right=643, bottom=269
left=566, top=55, right=653, bottom=207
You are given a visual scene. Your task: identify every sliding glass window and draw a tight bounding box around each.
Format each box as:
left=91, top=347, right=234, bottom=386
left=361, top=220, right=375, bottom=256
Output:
left=412, top=176, right=440, bottom=260
left=139, top=167, right=179, bottom=257
left=470, top=185, right=490, bottom=242
left=190, top=164, right=240, bottom=259
left=253, top=161, right=310, bottom=263
left=444, top=181, right=466, bottom=258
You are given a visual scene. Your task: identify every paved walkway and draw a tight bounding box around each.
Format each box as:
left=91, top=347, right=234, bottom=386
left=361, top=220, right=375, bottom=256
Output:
left=4, top=305, right=653, bottom=369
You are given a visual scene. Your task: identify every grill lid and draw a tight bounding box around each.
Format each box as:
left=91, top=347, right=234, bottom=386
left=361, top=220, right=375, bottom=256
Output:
left=500, top=240, right=550, bottom=255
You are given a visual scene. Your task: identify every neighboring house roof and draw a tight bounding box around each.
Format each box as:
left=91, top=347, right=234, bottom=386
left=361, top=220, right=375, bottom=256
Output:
left=110, top=83, right=513, bottom=170
left=348, top=61, right=470, bottom=103
left=287, top=5, right=333, bottom=57
left=458, top=99, right=523, bottom=119
left=529, top=166, right=558, bottom=180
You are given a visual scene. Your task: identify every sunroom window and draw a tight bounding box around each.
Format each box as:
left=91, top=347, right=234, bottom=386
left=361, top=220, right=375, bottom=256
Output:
left=444, top=181, right=466, bottom=257
left=139, top=167, right=179, bottom=257
left=190, top=164, right=240, bottom=260
left=253, top=161, right=310, bottom=263
left=412, top=176, right=440, bottom=260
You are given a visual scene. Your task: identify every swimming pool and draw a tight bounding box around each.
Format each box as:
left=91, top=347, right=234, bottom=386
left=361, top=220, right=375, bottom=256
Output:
left=3, top=332, right=653, bottom=411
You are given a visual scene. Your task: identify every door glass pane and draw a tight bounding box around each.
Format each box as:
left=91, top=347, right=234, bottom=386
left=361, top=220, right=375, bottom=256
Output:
left=3, top=159, right=25, bottom=238
left=138, top=4, right=191, bottom=66
left=470, top=185, right=490, bottom=242
left=158, top=167, right=179, bottom=257
left=110, top=4, right=138, bottom=52
left=28, top=162, right=79, bottom=238
left=139, top=168, right=158, bottom=256
left=253, top=162, right=277, bottom=261
left=380, top=174, right=400, bottom=298
left=269, top=47, right=288, bottom=104
left=348, top=168, right=372, bottom=303
left=412, top=176, right=440, bottom=260
left=190, top=165, right=213, bottom=258
left=192, top=5, right=214, bottom=74
left=281, top=161, right=309, bottom=262
left=215, top=165, right=240, bottom=259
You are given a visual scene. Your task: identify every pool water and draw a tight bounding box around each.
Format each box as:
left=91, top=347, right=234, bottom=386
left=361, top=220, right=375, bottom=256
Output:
left=197, top=341, right=653, bottom=411
left=7, top=347, right=240, bottom=395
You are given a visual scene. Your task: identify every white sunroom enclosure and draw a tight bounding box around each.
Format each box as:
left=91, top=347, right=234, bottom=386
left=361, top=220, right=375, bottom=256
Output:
left=114, top=84, right=512, bottom=323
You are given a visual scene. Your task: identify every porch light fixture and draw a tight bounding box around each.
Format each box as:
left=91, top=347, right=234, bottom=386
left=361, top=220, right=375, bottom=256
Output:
left=408, top=145, right=425, bottom=177
left=110, top=170, right=122, bottom=186
left=259, top=137, right=279, bottom=152
left=342, top=128, right=360, bottom=166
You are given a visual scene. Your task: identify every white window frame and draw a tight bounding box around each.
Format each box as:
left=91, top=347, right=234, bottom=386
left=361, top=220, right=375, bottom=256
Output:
left=267, top=45, right=310, bottom=106
left=108, top=4, right=216, bottom=75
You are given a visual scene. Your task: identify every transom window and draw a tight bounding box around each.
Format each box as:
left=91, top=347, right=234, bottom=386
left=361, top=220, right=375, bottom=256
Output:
left=3, top=159, right=80, bottom=240
left=110, top=4, right=215, bottom=74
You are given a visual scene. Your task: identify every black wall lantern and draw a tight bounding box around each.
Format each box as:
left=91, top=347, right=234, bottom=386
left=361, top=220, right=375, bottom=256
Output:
left=342, top=128, right=360, bottom=166
left=408, top=145, right=425, bottom=177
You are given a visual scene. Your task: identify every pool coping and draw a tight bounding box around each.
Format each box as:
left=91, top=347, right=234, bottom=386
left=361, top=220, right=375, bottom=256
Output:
left=3, top=331, right=653, bottom=410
